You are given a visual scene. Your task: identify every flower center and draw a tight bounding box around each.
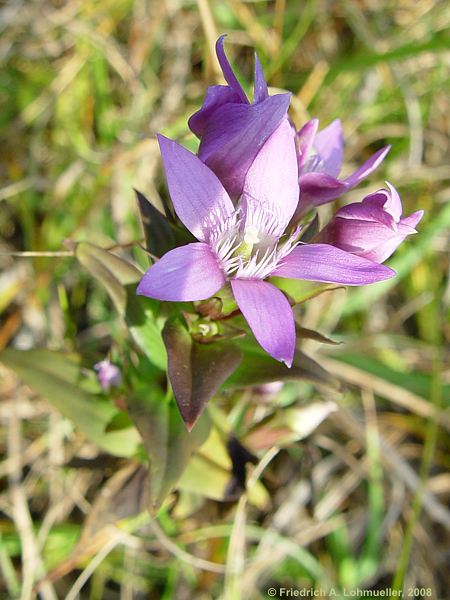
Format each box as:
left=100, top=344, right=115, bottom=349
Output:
left=207, top=201, right=300, bottom=280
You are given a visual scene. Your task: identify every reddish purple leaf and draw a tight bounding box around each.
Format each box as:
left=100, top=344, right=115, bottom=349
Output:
left=162, top=317, right=242, bottom=430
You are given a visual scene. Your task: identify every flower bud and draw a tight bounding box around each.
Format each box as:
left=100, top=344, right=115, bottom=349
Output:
left=317, top=183, right=423, bottom=263
left=94, top=360, right=121, bottom=391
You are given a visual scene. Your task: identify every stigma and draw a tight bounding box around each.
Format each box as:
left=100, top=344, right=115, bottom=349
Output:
left=243, top=225, right=261, bottom=245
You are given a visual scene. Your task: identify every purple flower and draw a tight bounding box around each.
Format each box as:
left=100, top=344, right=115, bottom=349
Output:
left=188, top=35, right=291, bottom=198
left=137, top=122, right=394, bottom=367
left=296, top=118, right=390, bottom=215
left=316, top=183, right=424, bottom=263
left=94, top=360, right=121, bottom=391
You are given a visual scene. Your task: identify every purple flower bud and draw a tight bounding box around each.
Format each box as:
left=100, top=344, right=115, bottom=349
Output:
left=296, top=118, right=390, bottom=215
left=317, top=183, right=424, bottom=263
left=94, top=360, right=121, bottom=391
left=188, top=36, right=291, bottom=198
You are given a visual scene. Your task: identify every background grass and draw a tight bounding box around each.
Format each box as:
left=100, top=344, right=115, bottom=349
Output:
left=0, top=0, right=449, bottom=598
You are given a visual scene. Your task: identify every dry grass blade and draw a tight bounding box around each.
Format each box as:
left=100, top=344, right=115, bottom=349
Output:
left=321, top=357, right=450, bottom=432
left=335, top=407, right=450, bottom=530
left=64, top=530, right=129, bottom=600
left=148, top=518, right=226, bottom=574
left=196, top=0, right=222, bottom=80
left=7, top=411, right=57, bottom=600
left=226, top=0, right=279, bottom=56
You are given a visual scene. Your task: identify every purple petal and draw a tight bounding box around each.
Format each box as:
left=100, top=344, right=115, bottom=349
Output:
left=336, top=196, right=396, bottom=229
left=158, top=135, right=234, bottom=241
left=348, top=226, right=416, bottom=263
left=344, top=146, right=390, bottom=189
left=231, top=279, right=295, bottom=367
left=215, top=35, right=248, bottom=104
left=382, top=181, right=402, bottom=221
left=358, top=209, right=423, bottom=263
left=297, top=119, right=319, bottom=171
left=321, top=218, right=401, bottom=263
left=298, top=172, right=349, bottom=207
left=271, top=243, right=395, bottom=285
left=242, top=119, right=299, bottom=235
left=198, top=93, right=291, bottom=197
left=253, top=52, right=269, bottom=103
left=137, top=243, right=225, bottom=301
left=400, top=210, right=424, bottom=230
left=359, top=234, right=409, bottom=263
left=188, top=85, right=242, bottom=138
left=94, top=360, right=121, bottom=391
left=313, top=119, right=344, bottom=178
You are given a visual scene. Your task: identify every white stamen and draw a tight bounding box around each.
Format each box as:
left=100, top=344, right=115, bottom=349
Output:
left=301, top=152, right=325, bottom=174
left=207, top=199, right=301, bottom=281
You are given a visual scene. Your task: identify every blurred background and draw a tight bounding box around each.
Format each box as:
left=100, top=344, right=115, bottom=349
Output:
left=0, top=0, right=449, bottom=598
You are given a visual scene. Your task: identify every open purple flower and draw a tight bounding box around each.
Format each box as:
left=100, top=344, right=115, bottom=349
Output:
left=316, top=183, right=424, bottom=263
left=188, top=35, right=290, bottom=198
left=296, top=118, right=390, bottom=215
left=137, top=121, right=394, bottom=367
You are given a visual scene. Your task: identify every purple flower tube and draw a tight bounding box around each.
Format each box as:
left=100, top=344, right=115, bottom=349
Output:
left=316, top=183, right=424, bottom=263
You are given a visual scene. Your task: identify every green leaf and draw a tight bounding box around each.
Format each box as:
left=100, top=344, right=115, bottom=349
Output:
left=269, top=276, right=344, bottom=305
left=162, top=316, right=242, bottom=430
left=124, top=285, right=167, bottom=370
left=332, top=353, right=450, bottom=405
left=127, top=386, right=211, bottom=513
left=76, top=242, right=167, bottom=370
left=178, top=427, right=269, bottom=508
left=134, top=189, right=195, bottom=254
left=225, top=339, right=340, bottom=390
left=296, top=325, right=341, bottom=345
left=0, top=349, right=140, bottom=457
left=325, top=30, right=449, bottom=84
left=135, top=189, right=176, bottom=257
left=76, top=241, right=142, bottom=315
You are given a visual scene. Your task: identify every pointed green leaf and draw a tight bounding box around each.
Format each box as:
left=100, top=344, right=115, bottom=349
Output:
left=269, top=276, right=344, bottom=305
left=0, top=349, right=140, bottom=457
left=296, top=325, right=341, bottom=345
left=76, top=241, right=141, bottom=315
left=225, top=339, right=340, bottom=390
left=135, top=189, right=176, bottom=257
left=162, top=316, right=242, bottom=429
left=127, top=386, right=210, bottom=512
left=124, top=285, right=167, bottom=370
left=76, top=242, right=167, bottom=370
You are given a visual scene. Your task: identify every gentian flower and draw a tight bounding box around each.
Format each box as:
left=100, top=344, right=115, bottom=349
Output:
left=94, top=360, right=121, bottom=391
left=188, top=35, right=290, bottom=198
left=137, top=121, right=394, bottom=367
left=296, top=118, right=390, bottom=215
left=316, top=183, right=424, bottom=263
